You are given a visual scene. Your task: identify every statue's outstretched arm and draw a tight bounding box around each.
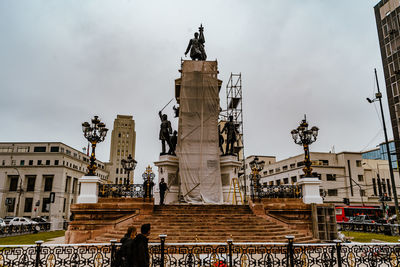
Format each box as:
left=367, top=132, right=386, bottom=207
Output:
left=185, top=39, right=192, bottom=55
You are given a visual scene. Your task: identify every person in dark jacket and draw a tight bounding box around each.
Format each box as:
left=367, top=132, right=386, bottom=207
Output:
left=116, top=226, right=136, bottom=267
left=131, top=223, right=151, bottom=267
left=159, top=178, right=169, bottom=205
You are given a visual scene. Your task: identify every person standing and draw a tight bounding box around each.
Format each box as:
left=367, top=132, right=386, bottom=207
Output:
left=116, top=226, right=136, bottom=267
left=159, top=178, right=169, bottom=205
left=132, top=224, right=151, bottom=267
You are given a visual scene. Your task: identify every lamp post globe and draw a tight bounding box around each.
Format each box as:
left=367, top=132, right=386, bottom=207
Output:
left=121, top=154, right=137, bottom=185
left=291, top=115, right=319, bottom=177
left=82, top=115, right=108, bottom=176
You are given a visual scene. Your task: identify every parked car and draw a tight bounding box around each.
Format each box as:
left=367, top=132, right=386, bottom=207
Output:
left=0, top=218, right=6, bottom=227
left=9, top=217, right=38, bottom=226
left=350, top=215, right=378, bottom=223
left=4, top=216, right=15, bottom=224
left=31, top=217, right=47, bottom=223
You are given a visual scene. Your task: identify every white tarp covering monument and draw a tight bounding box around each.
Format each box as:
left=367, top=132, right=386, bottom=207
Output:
left=176, top=60, right=223, bottom=203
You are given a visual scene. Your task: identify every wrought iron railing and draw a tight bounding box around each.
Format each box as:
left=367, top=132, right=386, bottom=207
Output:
left=0, top=222, right=51, bottom=237
left=98, top=183, right=144, bottom=198
left=2, top=236, right=400, bottom=267
left=338, top=222, right=400, bottom=236
left=258, top=185, right=302, bottom=199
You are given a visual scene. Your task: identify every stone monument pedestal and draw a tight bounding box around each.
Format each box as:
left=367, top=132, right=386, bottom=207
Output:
left=220, top=155, right=242, bottom=203
left=298, top=177, right=323, bottom=204
left=77, top=176, right=101, bottom=204
left=154, top=155, right=179, bottom=204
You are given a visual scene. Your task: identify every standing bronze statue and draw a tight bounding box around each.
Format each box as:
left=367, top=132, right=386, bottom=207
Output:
left=159, top=111, right=173, bottom=155
left=169, top=130, right=178, bottom=155
left=185, top=24, right=207, bottom=61
left=222, top=116, right=238, bottom=155
left=218, top=125, right=224, bottom=154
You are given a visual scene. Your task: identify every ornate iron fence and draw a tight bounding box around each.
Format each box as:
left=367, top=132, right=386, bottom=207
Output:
left=338, top=222, right=400, bottom=236
left=258, top=185, right=302, bottom=199
left=0, top=241, right=118, bottom=267
left=98, top=184, right=144, bottom=198
left=2, top=237, right=400, bottom=267
left=0, top=222, right=51, bottom=237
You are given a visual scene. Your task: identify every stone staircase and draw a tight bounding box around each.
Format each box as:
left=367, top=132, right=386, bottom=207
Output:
left=88, top=204, right=318, bottom=243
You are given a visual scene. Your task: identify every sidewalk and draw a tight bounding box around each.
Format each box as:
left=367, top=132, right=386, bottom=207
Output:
left=44, top=235, right=65, bottom=244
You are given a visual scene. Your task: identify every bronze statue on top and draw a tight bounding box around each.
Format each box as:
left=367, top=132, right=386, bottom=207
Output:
left=222, top=116, right=239, bottom=155
left=185, top=24, right=207, bottom=61
left=159, top=111, right=173, bottom=155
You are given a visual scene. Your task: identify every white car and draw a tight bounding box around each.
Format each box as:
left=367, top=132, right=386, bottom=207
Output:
left=0, top=218, right=6, bottom=227
left=9, top=217, right=38, bottom=226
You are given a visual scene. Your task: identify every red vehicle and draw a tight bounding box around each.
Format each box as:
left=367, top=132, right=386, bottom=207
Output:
left=335, top=206, right=382, bottom=222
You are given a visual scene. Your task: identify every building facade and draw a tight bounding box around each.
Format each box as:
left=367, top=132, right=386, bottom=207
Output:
left=362, top=140, right=398, bottom=169
left=251, top=151, right=400, bottom=207
left=374, top=0, right=400, bottom=171
left=0, top=142, right=109, bottom=229
left=107, top=115, right=137, bottom=184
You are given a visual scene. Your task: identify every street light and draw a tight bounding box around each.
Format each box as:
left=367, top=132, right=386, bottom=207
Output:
left=82, top=116, right=108, bottom=176
left=291, top=115, right=319, bottom=177
left=249, top=156, right=265, bottom=201
left=121, top=154, right=137, bottom=185
left=366, top=68, right=400, bottom=224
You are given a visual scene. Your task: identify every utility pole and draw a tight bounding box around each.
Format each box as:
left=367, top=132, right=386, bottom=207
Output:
left=374, top=68, right=400, bottom=224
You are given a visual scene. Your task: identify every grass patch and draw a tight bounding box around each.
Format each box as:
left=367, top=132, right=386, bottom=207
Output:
left=342, top=231, right=400, bottom=243
left=0, top=231, right=65, bottom=246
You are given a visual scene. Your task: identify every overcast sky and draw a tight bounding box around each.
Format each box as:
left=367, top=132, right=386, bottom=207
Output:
left=0, top=0, right=389, bottom=178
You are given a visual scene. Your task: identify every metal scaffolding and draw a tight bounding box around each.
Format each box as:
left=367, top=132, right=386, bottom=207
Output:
left=225, top=73, right=247, bottom=201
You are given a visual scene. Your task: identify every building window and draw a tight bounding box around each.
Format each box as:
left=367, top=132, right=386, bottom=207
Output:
left=276, top=180, right=281, bottom=185
left=2, top=160, right=5, bottom=165
left=291, top=176, right=297, bottom=183
left=116, top=168, right=119, bottom=174
left=360, top=190, right=366, bottom=197
left=6, top=198, right=15, bottom=212
left=24, top=198, right=33, bottom=213
left=372, top=178, right=377, bottom=196
left=386, top=42, right=393, bottom=57
left=321, top=160, right=329, bottom=166
left=326, top=174, right=336, bottom=181
left=55, top=160, right=59, bottom=166
left=9, top=176, right=19, bottom=191
left=0, top=147, right=13, bottom=153
left=27, top=176, right=36, bottom=192
left=33, top=146, right=46, bottom=152
left=50, top=146, right=59, bottom=152
left=356, top=160, right=362, bottom=167
left=72, top=178, right=78, bottom=194
left=283, top=178, right=289, bottom=184
left=387, top=179, right=392, bottom=196
left=282, top=166, right=288, bottom=171
left=44, top=176, right=54, bottom=192
left=42, top=198, right=50, bottom=212
left=392, top=82, right=399, bottom=97
left=290, top=163, right=295, bottom=169
left=11, top=160, right=16, bottom=166
left=383, top=23, right=389, bottom=37
left=63, top=198, right=66, bottom=213
left=37, top=160, right=42, bottom=165
left=20, top=160, right=25, bottom=166
left=358, top=175, right=364, bottom=182
left=118, top=133, right=121, bottom=138
left=65, top=177, right=71, bottom=193
left=297, top=162, right=304, bottom=167
left=17, top=147, right=29, bottom=152
left=275, top=168, right=280, bottom=172
left=45, top=160, right=50, bottom=165
left=327, top=189, right=338, bottom=196
left=389, top=62, right=395, bottom=76
left=269, top=170, right=274, bottom=174
left=29, top=160, right=33, bottom=166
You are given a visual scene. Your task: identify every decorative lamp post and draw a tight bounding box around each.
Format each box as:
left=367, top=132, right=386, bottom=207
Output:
left=142, top=165, right=155, bottom=200
left=82, top=116, right=108, bottom=176
left=249, top=156, right=265, bottom=201
left=291, top=115, right=319, bottom=177
left=121, top=154, right=137, bottom=185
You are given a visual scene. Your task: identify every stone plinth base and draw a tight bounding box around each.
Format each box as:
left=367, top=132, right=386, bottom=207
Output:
left=77, top=175, right=101, bottom=204
left=220, top=155, right=243, bottom=204
left=154, top=155, right=179, bottom=204
left=65, top=198, right=154, bottom=244
left=298, top=177, right=323, bottom=204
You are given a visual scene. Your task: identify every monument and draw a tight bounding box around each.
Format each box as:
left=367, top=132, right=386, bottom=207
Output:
left=154, top=25, right=241, bottom=204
